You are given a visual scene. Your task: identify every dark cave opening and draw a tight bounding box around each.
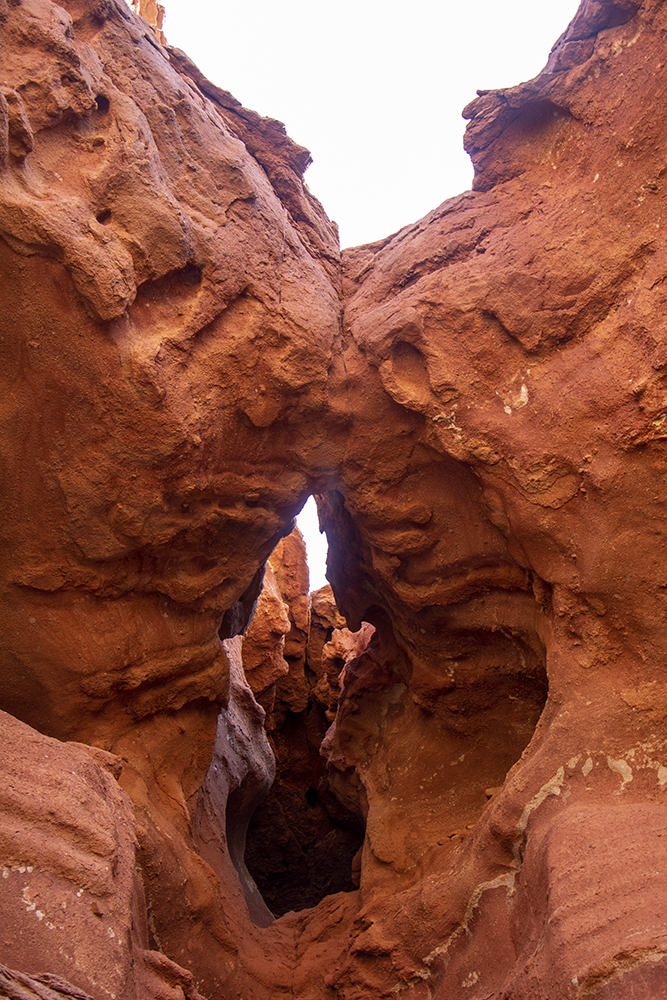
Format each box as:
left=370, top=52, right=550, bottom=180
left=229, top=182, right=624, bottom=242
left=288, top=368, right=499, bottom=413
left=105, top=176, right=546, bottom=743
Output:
left=244, top=702, right=365, bottom=917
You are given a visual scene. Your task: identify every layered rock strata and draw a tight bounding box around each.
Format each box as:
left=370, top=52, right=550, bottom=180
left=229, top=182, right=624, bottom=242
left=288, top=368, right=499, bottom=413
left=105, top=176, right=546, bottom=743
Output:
left=3, top=0, right=667, bottom=997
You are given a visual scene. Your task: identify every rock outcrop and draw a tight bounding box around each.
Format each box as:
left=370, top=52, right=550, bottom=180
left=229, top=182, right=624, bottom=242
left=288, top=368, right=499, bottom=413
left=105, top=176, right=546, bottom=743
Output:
left=3, top=0, right=667, bottom=997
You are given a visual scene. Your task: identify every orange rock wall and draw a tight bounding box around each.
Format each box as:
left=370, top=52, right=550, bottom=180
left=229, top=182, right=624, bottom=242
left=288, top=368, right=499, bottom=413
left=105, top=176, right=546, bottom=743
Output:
left=3, top=0, right=667, bottom=998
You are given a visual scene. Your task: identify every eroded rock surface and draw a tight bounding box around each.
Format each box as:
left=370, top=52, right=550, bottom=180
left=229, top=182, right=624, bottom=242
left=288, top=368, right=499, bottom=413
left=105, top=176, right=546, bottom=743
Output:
left=0, top=0, right=340, bottom=992
left=0, top=711, right=205, bottom=999
left=3, top=0, right=667, bottom=997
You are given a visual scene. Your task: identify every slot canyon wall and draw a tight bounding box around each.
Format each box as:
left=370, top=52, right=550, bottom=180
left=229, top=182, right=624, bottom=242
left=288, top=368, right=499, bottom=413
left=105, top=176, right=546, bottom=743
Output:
left=2, top=0, right=667, bottom=997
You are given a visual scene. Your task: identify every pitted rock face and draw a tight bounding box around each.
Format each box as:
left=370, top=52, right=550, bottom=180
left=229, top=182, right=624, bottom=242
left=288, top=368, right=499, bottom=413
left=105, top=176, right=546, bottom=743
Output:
left=3, top=0, right=667, bottom=997
left=0, top=0, right=341, bottom=745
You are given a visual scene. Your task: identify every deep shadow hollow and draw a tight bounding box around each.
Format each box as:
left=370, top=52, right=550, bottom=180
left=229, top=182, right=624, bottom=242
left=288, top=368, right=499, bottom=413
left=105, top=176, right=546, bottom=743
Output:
left=244, top=702, right=365, bottom=916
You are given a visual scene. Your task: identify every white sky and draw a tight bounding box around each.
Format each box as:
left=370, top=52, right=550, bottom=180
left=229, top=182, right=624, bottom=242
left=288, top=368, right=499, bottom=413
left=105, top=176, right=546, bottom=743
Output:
left=160, top=0, right=581, bottom=588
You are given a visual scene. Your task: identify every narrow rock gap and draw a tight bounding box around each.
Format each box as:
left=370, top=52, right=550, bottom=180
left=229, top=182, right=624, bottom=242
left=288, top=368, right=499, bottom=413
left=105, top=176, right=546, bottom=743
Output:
left=242, top=499, right=366, bottom=916
left=244, top=706, right=365, bottom=917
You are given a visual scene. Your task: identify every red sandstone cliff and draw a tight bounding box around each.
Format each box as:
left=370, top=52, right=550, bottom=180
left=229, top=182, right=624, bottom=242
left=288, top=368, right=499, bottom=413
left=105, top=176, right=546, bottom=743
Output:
left=2, top=0, right=667, bottom=997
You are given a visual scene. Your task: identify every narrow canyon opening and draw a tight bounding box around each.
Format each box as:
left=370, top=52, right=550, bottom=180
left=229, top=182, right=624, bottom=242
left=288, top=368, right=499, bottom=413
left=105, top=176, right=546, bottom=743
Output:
left=243, top=505, right=367, bottom=916
left=242, top=501, right=550, bottom=919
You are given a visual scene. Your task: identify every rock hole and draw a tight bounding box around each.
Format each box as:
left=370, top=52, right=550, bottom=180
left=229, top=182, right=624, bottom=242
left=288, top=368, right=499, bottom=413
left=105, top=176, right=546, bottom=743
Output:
left=513, top=99, right=572, bottom=136
left=305, top=786, right=318, bottom=806
left=96, top=208, right=111, bottom=224
left=382, top=340, right=434, bottom=413
left=94, top=94, right=110, bottom=113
